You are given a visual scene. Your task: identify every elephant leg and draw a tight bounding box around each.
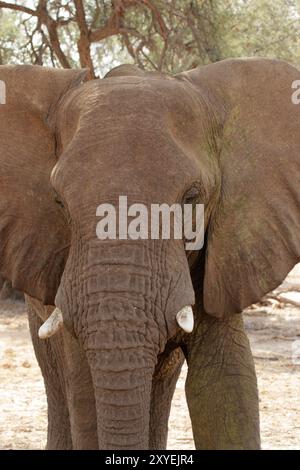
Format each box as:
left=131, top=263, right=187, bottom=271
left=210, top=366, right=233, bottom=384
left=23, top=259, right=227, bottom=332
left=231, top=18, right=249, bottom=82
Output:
left=149, top=345, right=184, bottom=449
left=185, top=312, right=260, bottom=450
left=27, top=303, right=73, bottom=449
left=27, top=299, right=98, bottom=449
left=62, top=329, right=98, bottom=449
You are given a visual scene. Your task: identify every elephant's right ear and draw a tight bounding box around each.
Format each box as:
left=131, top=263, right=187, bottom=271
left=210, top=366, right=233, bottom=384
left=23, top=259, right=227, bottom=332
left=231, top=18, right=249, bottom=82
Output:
left=183, top=58, right=300, bottom=316
left=0, top=65, right=88, bottom=305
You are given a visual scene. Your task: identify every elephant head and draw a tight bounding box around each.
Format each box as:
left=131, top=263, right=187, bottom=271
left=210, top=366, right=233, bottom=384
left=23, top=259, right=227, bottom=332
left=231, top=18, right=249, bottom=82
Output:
left=0, top=58, right=299, bottom=449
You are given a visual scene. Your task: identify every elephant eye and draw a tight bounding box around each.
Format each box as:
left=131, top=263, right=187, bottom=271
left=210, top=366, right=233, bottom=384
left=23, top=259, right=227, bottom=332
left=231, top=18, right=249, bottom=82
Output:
left=55, top=196, right=65, bottom=209
left=54, top=193, right=71, bottom=224
left=183, top=185, right=201, bottom=204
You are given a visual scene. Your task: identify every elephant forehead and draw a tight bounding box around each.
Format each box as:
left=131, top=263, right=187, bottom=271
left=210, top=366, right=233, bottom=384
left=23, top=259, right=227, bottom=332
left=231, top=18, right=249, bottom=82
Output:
left=59, top=75, right=205, bottom=132
left=55, top=78, right=207, bottom=172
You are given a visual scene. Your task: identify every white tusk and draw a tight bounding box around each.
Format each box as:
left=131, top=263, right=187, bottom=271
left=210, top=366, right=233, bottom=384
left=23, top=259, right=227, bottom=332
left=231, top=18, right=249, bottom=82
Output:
left=176, top=306, right=194, bottom=333
left=38, top=308, right=64, bottom=339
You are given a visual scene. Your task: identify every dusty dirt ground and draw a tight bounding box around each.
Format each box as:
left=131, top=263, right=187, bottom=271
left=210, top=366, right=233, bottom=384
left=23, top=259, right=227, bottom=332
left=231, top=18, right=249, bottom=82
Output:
left=1, top=267, right=300, bottom=450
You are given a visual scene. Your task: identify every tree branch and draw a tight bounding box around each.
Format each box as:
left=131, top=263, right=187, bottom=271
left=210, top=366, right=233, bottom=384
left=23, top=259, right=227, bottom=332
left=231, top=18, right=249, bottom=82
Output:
left=74, top=0, right=95, bottom=78
left=0, top=1, right=37, bottom=16
left=0, top=0, right=72, bottom=69
left=140, top=0, right=168, bottom=39
left=89, top=0, right=126, bottom=43
left=37, top=0, right=71, bottom=68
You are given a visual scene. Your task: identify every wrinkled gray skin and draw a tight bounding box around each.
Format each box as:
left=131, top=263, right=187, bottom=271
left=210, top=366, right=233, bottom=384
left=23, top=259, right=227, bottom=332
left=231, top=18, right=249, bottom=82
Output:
left=0, top=58, right=299, bottom=449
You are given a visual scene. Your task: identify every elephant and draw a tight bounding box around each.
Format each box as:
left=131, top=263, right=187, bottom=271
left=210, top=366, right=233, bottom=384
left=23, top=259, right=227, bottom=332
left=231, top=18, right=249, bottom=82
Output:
left=0, top=58, right=299, bottom=450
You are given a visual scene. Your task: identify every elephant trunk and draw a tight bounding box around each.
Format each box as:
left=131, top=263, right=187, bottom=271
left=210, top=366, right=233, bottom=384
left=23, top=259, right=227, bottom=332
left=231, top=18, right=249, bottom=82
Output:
left=85, top=304, right=156, bottom=449
left=88, top=349, right=153, bottom=449
left=55, top=237, right=195, bottom=449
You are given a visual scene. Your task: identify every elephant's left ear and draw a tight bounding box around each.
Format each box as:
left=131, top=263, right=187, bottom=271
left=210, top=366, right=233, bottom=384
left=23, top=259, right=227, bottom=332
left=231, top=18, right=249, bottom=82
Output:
left=184, top=58, right=300, bottom=316
left=0, top=65, right=89, bottom=305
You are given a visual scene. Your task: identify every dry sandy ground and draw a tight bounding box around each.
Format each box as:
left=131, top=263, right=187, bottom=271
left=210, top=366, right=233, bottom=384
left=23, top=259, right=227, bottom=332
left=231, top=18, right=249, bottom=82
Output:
left=1, top=267, right=300, bottom=450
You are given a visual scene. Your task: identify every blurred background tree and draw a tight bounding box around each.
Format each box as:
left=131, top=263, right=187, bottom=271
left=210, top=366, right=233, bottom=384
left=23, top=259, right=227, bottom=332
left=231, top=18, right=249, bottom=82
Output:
left=0, top=0, right=300, bottom=78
